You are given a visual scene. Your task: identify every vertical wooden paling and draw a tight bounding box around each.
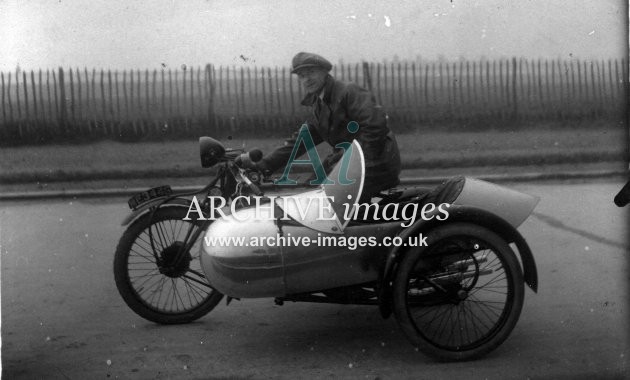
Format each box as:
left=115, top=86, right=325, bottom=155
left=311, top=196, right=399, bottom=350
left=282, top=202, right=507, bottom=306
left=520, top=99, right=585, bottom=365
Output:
left=122, top=71, right=129, bottom=125
left=146, top=69, right=151, bottom=126
left=438, top=62, right=443, bottom=116
left=536, top=60, right=543, bottom=117
left=268, top=67, right=274, bottom=120
left=1, top=72, right=5, bottom=126
left=511, top=58, right=517, bottom=120
left=458, top=61, right=464, bottom=119
left=261, top=67, right=267, bottom=125
left=114, top=71, right=121, bottom=135
left=175, top=69, right=180, bottom=120
left=47, top=70, right=54, bottom=126
left=39, top=70, right=46, bottom=123
left=194, top=67, right=201, bottom=125
left=90, top=69, right=96, bottom=131
left=22, top=72, right=29, bottom=128
left=15, top=70, right=21, bottom=122
left=466, top=61, right=471, bottom=117
left=549, top=60, right=555, bottom=116
left=29, top=71, right=37, bottom=131
left=556, top=60, right=564, bottom=119
left=68, top=68, right=75, bottom=129
left=108, top=70, right=114, bottom=135
left=161, top=69, right=166, bottom=125
left=607, top=59, right=614, bottom=114
left=59, top=68, right=68, bottom=134
left=289, top=66, right=295, bottom=117
left=246, top=67, right=254, bottom=125
left=53, top=70, right=60, bottom=134
left=83, top=68, right=90, bottom=131
left=598, top=60, right=605, bottom=115
left=376, top=63, right=382, bottom=106
left=8, top=73, right=14, bottom=124
left=383, top=62, right=389, bottom=108
left=518, top=58, right=524, bottom=120
left=411, top=62, right=419, bottom=123
left=275, top=66, right=282, bottom=119
left=240, top=67, right=246, bottom=125
left=168, top=69, right=173, bottom=120
left=569, top=60, right=576, bottom=118
left=432, top=62, right=438, bottom=120
left=182, top=67, right=188, bottom=130
left=76, top=68, right=83, bottom=132
left=398, top=62, right=404, bottom=121
left=16, top=72, right=22, bottom=137
left=501, top=58, right=508, bottom=118
left=153, top=69, right=159, bottom=131
left=445, top=62, right=451, bottom=116
left=487, top=59, right=493, bottom=116
left=582, top=61, right=589, bottom=113
left=423, top=63, right=429, bottom=116
left=253, top=66, right=259, bottom=116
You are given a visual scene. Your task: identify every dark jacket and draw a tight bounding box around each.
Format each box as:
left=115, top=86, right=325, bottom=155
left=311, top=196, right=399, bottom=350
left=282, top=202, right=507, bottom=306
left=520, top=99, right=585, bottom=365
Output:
left=260, top=75, right=401, bottom=197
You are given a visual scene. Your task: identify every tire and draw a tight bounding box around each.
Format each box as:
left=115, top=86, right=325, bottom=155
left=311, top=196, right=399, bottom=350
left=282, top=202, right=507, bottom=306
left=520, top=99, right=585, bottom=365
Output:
left=392, top=223, right=525, bottom=361
left=114, top=206, right=224, bottom=324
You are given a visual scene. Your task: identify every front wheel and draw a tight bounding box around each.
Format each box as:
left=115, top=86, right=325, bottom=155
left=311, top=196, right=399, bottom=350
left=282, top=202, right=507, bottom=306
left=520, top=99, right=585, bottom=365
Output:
left=393, top=223, right=525, bottom=361
left=114, top=206, right=224, bottom=324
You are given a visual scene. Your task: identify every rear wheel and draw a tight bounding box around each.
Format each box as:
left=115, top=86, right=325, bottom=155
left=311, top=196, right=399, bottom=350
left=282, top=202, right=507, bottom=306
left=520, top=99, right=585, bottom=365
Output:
left=114, top=206, right=223, bottom=324
left=393, top=223, right=524, bottom=361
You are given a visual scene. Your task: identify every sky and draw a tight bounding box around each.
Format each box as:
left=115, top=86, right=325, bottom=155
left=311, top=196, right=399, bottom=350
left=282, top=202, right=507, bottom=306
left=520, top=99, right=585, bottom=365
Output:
left=0, top=0, right=627, bottom=71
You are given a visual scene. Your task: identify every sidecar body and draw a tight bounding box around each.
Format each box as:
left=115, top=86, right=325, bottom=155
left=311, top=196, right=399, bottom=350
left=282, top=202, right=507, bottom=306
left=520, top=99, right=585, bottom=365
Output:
left=200, top=141, right=539, bottom=299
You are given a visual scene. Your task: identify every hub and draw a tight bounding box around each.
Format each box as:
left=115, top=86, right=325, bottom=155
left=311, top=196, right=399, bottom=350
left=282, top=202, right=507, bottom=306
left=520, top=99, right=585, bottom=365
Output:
left=159, top=242, right=191, bottom=278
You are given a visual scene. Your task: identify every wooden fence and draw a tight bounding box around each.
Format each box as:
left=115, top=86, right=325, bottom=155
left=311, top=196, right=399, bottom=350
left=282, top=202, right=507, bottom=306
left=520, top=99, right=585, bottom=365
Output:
left=0, top=58, right=627, bottom=144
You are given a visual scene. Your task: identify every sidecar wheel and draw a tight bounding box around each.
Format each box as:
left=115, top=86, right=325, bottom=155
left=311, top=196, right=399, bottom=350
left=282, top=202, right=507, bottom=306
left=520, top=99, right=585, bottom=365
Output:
left=114, top=206, right=224, bottom=324
left=392, top=223, right=524, bottom=361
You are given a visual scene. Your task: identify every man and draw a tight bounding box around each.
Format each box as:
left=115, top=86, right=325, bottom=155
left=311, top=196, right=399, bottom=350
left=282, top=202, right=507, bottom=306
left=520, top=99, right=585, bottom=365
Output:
left=257, top=52, right=401, bottom=200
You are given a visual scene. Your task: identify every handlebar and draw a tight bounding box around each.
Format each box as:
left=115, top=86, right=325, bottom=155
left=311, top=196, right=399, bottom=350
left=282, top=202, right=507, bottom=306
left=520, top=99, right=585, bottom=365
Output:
left=234, top=148, right=263, bottom=168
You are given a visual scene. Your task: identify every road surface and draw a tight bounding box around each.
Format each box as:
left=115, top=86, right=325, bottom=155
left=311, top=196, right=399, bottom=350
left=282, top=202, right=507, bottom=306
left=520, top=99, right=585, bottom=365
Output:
left=1, top=178, right=628, bottom=379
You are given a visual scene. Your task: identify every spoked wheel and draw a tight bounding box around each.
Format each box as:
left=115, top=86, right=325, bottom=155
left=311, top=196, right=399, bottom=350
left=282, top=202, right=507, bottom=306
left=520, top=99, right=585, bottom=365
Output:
left=114, top=206, right=223, bottom=324
left=393, top=223, right=524, bottom=361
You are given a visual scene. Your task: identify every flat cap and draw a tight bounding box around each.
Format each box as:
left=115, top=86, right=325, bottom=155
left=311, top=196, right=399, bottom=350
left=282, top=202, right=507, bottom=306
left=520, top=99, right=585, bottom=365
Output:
left=291, top=52, right=332, bottom=74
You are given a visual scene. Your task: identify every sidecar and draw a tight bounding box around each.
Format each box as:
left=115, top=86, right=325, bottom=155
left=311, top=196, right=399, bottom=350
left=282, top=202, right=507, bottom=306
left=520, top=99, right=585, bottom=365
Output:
left=200, top=141, right=538, bottom=300
left=199, top=140, right=540, bottom=361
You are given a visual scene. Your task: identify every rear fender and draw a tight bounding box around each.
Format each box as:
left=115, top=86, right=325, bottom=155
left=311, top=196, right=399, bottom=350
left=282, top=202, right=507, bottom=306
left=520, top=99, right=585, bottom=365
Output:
left=378, top=205, right=538, bottom=318
left=121, top=197, right=193, bottom=226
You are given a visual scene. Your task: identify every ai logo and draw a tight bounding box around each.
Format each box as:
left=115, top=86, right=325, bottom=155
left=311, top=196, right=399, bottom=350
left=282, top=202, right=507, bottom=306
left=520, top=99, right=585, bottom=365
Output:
left=274, top=121, right=360, bottom=186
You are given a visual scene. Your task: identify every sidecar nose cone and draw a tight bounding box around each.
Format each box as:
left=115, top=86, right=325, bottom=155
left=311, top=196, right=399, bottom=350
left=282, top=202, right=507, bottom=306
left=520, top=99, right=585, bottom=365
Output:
left=200, top=206, right=285, bottom=298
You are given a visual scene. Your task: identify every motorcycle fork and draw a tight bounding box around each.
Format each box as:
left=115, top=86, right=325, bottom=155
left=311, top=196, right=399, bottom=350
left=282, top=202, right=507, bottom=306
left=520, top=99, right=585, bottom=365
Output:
left=149, top=165, right=230, bottom=269
left=170, top=167, right=235, bottom=269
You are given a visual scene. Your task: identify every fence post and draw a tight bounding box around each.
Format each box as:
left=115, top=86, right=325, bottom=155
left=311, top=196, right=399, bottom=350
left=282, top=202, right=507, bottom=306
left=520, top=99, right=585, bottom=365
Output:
left=1, top=73, right=5, bottom=126
left=205, top=64, right=216, bottom=133
left=376, top=63, right=382, bottom=105
left=275, top=66, right=281, bottom=117
left=69, top=68, right=77, bottom=131
left=6, top=73, right=13, bottom=124
left=58, top=67, right=68, bottom=135
left=90, top=69, right=96, bottom=132
left=76, top=68, right=83, bottom=134
left=31, top=70, right=41, bottom=122
left=22, top=71, right=30, bottom=134
left=511, top=57, right=518, bottom=121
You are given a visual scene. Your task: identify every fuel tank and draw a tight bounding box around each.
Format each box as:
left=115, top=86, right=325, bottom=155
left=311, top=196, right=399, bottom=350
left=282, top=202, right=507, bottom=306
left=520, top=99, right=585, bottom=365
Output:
left=200, top=205, right=401, bottom=298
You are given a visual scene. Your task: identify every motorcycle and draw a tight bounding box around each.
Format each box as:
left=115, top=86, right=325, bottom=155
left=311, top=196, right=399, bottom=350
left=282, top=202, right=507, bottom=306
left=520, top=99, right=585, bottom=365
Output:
left=114, top=136, right=540, bottom=361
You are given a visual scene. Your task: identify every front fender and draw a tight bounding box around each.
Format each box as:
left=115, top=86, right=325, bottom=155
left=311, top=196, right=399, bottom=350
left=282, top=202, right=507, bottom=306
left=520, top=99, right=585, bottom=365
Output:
left=378, top=205, right=538, bottom=318
left=121, top=197, right=193, bottom=226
